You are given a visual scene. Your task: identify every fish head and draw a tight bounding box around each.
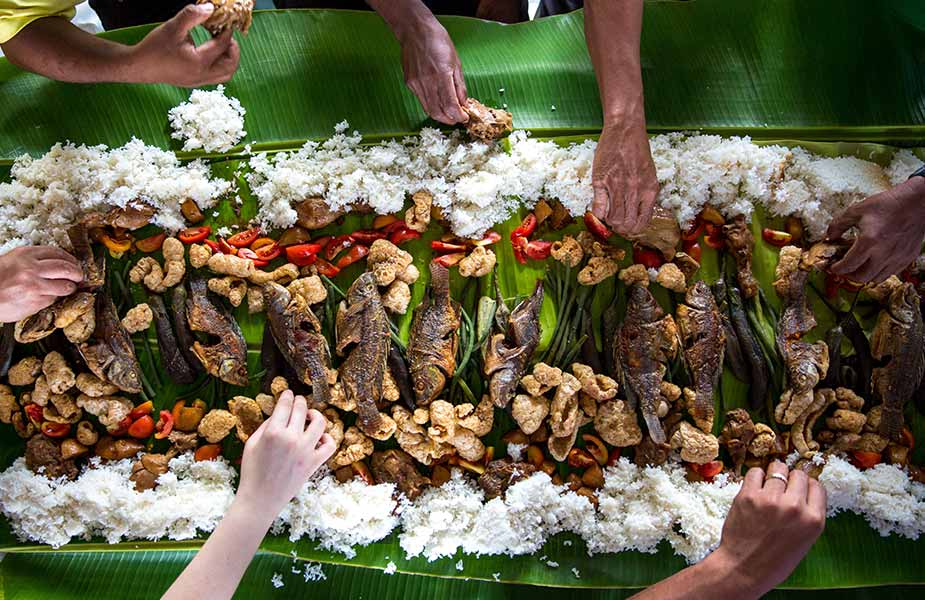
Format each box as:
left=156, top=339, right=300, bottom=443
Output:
left=348, top=272, right=379, bottom=303
left=262, top=281, right=291, bottom=313
left=106, top=360, right=142, bottom=394
left=218, top=358, right=249, bottom=387
left=892, top=283, right=921, bottom=324
left=626, top=285, right=663, bottom=322
left=686, top=280, right=712, bottom=309
left=412, top=364, right=447, bottom=406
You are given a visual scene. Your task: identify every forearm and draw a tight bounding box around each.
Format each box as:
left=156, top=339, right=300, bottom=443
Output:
left=630, top=549, right=763, bottom=600
left=584, top=0, right=645, bottom=124
left=1, top=17, right=140, bottom=83
left=162, top=496, right=274, bottom=600
left=366, top=0, right=442, bottom=44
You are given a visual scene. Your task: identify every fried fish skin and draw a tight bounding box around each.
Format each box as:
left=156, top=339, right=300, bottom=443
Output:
left=408, top=262, right=460, bottom=406
left=676, top=280, right=724, bottom=433
left=484, top=281, right=544, bottom=408
left=186, top=277, right=249, bottom=387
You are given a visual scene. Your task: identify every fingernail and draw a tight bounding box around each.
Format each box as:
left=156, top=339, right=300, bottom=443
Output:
left=200, top=3, right=215, bottom=14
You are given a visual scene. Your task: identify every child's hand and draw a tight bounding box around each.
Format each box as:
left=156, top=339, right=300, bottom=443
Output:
left=235, top=390, right=336, bottom=520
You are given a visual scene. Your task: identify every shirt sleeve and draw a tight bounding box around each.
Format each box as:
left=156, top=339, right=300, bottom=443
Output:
left=0, top=1, right=78, bottom=45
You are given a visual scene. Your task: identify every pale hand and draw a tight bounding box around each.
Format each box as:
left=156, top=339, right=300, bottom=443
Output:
left=129, top=4, right=241, bottom=87
left=591, top=118, right=659, bottom=237
left=826, top=176, right=925, bottom=283
left=0, top=246, right=84, bottom=323
left=400, top=22, right=468, bottom=125
left=236, top=391, right=336, bottom=520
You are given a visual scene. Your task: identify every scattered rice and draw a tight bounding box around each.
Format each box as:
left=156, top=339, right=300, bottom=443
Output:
left=168, top=85, right=247, bottom=153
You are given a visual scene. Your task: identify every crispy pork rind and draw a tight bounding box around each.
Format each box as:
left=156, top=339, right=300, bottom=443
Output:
left=381, top=280, right=412, bottom=314
left=865, top=275, right=903, bottom=304
left=76, top=420, right=99, bottom=446
left=548, top=426, right=579, bottom=463
left=207, top=253, right=256, bottom=279
left=463, top=98, right=513, bottom=143
left=670, top=421, right=720, bottom=464
left=382, top=370, right=401, bottom=403
left=197, top=0, right=254, bottom=36
left=594, top=399, right=642, bottom=447
left=7, top=356, right=42, bottom=387
left=45, top=393, right=81, bottom=423
left=396, top=264, right=420, bottom=284
left=329, top=426, right=374, bottom=469
left=228, top=396, right=264, bottom=442
left=392, top=406, right=453, bottom=465
left=368, top=239, right=413, bottom=287
left=578, top=256, right=620, bottom=286
left=197, top=409, right=237, bottom=443
left=512, top=394, right=548, bottom=435
left=288, top=276, right=327, bottom=305
left=32, top=375, right=51, bottom=407
left=75, top=373, right=120, bottom=398
left=322, top=408, right=345, bottom=449
left=571, top=363, right=617, bottom=401
left=548, top=373, right=581, bottom=438
left=208, top=276, right=248, bottom=307
left=130, top=239, right=185, bottom=293
left=427, top=400, right=456, bottom=444
left=656, top=262, right=687, bottom=293
left=255, top=393, right=276, bottom=417
left=748, top=423, right=776, bottom=457
left=772, top=246, right=803, bottom=297
left=327, top=381, right=354, bottom=412
left=366, top=412, right=397, bottom=441
left=248, top=263, right=299, bottom=286
left=189, top=243, right=212, bottom=269
left=673, top=252, right=701, bottom=281
left=550, top=236, right=584, bottom=268
left=168, top=430, right=198, bottom=452
left=76, top=394, right=132, bottom=431
left=456, top=396, right=493, bottom=437
left=121, top=303, right=153, bottom=333
left=246, top=286, right=265, bottom=314
left=520, top=363, right=562, bottom=397
left=619, top=264, right=650, bottom=287
left=458, top=246, right=496, bottom=278
left=42, top=352, right=75, bottom=394
left=405, top=190, right=432, bottom=233
left=0, top=385, right=16, bottom=424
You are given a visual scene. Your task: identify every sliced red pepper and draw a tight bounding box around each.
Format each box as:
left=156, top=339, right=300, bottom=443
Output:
left=194, top=444, right=222, bottom=462
left=704, top=232, right=725, bottom=250
left=217, top=237, right=237, bottom=256
left=473, top=230, right=501, bottom=247
left=314, top=258, right=341, bottom=277
left=313, top=236, right=332, bottom=250
left=434, top=252, right=466, bottom=267
left=703, top=223, right=721, bottom=237
left=128, top=401, right=153, bottom=421
left=681, top=219, right=705, bottom=242
left=24, top=403, right=43, bottom=425
left=583, top=211, right=613, bottom=241
left=101, top=234, right=132, bottom=256
left=285, top=243, right=323, bottom=267
left=381, top=220, right=410, bottom=235
left=135, top=232, right=166, bottom=253
left=325, top=234, right=355, bottom=261
left=633, top=246, right=664, bottom=269
left=250, top=237, right=275, bottom=251
left=372, top=215, right=400, bottom=229
left=511, top=235, right=528, bottom=265
left=237, top=247, right=270, bottom=267
left=682, top=240, right=702, bottom=263
left=336, top=245, right=370, bottom=268
left=154, top=410, right=174, bottom=440
left=253, top=241, right=281, bottom=262
left=41, top=422, right=70, bottom=438
left=127, top=415, right=155, bottom=439
left=389, top=227, right=421, bottom=246
left=431, top=240, right=468, bottom=253
left=203, top=239, right=220, bottom=253
left=524, top=240, right=552, bottom=260
left=226, top=227, right=261, bottom=248
left=111, top=416, right=133, bottom=437
left=695, top=460, right=724, bottom=480
left=761, top=228, right=793, bottom=247
left=850, top=450, right=882, bottom=470
left=511, top=213, right=537, bottom=240
left=351, top=229, right=388, bottom=245
left=178, top=226, right=211, bottom=244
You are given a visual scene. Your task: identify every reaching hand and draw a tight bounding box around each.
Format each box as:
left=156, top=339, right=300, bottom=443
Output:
left=236, top=391, right=336, bottom=519
left=130, top=4, right=241, bottom=87
left=591, top=118, right=659, bottom=237
left=399, top=21, right=468, bottom=125
left=826, top=177, right=925, bottom=283
left=0, top=246, right=84, bottom=323
left=710, top=462, right=826, bottom=597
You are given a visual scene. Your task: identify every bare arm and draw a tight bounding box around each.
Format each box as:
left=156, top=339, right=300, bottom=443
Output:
left=366, top=0, right=468, bottom=124
left=584, top=0, right=658, bottom=236
left=0, top=4, right=239, bottom=87
left=0, top=246, right=83, bottom=323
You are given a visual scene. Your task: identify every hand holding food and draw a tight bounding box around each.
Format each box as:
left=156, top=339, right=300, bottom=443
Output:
left=398, top=22, right=469, bottom=125
left=826, top=176, right=925, bottom=283
left=0, top=246, right=84, bottom=323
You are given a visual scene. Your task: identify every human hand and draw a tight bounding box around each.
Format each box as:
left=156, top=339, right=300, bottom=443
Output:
left=591, top=116, right=659, bottom=236
left=707, top=461, right=826, bottom=598
left=826, top=177, right=925, bottom=283
left=0, top=246, right=83, bottom=323
left=399, top=21, right=468, bottom=124
left=235, top=391, right=336, bottom=520
left=129, top=4, right=240, bottom=87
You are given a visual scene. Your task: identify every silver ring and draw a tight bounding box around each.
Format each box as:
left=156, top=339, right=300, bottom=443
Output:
left=765, top=472, right=788, bottom=484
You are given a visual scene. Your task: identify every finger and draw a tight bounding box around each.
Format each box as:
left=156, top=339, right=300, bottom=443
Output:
left=29, top=295, right=60, bottom=314
left=315, top=432, right=337, bottom=459
left=807, top=478, right=828, bottom=518
left=288, top=394, right=308, bottom=431
left=784, top=468, right=808, bottom=503
left=246, top=417, right=268, bottom=447
left=196, top=28, right=234, bottom=64
left=762, top=461, right=789, bottom=496
left=591, top=185, right=611, bottom=223
left=825, top=207, right=860, bottom=241
left=37, top=279, right=77, bottom=297
left=634, top=190, right=658, bottom=235
left=37, top=259, right=84, bottom=283
left=207, top=39, right=240, bottom=83
left=303, top=408, right=326, bottom=445
left=439, top=73, right=467, bottom=124
left=842, top=257, right=877, bottom=284
left=453, top=68, right=468, bottom=112
left=830, top=241, right=872, bottom=276
left=163, top=3, right=215, bottom=41
left=870, top=262, right=899, bottom=285
left=27, top=246, right=79, bottom=262
left=742, top=466, right=766, bottom=493
left=269, top=389, right=294, bottom=428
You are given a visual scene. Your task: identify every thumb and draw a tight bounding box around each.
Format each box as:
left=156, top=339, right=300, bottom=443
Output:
left=592, top=184, right=611, bottom=223
left=163, top=3, right=215, bottom=41
left=826, top=204, right=861, bottom=241
left=196, top=27, right=234, bottom=64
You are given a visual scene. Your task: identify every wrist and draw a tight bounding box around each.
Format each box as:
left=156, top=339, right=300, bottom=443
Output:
left=698, top=547, right=764, bottom=598
left=230, top=488, right=282, bottom=531
left=388, top=6, right=443, bottom=46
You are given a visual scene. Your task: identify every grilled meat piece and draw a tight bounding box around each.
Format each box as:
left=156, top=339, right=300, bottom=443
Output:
left=634, top=435, right=670, bottom=467
left=483, top=281, right=544, bottom=408
left=77, top=292, right=143, bottom=393
left=407, top=262, right=460, bottom=406
left=264, top=282, right=331, bottom=407
left=336, top=272, right=391, bottom=436
left=67, top=223, right=105, bottom=291
left=170, top=285, right=203, bottom=375
left=676, top=281, right=725, bottom=432
left=186, top=277, right=249, bottom=387
left=25, top=435, right=78, bottom=480
left=627, top=206, right=681, bottom=260
left=148, top=295, right=196, bottom=385
left=871, top=282, right=925, bottom=441
left=615, top=285, right=679, bottom=444
left=477, top=459, right=537, bottom=500
left=723, top=215, right=759, bottom=299
left=369, top=449, right=430, bottom=500
left=463, top=98, right=513, bottom=143
left=81, top=204, right=154, bottom=231
left=295, top=197, right=344, bottom=230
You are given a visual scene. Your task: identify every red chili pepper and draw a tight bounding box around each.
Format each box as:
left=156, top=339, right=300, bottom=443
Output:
left=633, top=246, right=664, bottom=269
left=203, top=239, right=220, bottom=253
left=127, top=415, right=155, bottom=439
left=473, top=230, right=501, bottom=246
left=850, top=450, right=882, bottom=470
left=682, top=240, right=702, bottom=263
left=681, top=219, right=705, bottom=242
left=524, top=240, right=552, bottom=260
left=24, top=403, right=43, bottom=425
left=389, top=227, right=421, bottom=246
left=217, top=237, right=237, bottom=256
left=511, top=213, right=537, bottom=240
left=41, top=422, right=70, bottom=438
left=325, top=234, right=355, bottom=261
left=336, top=245, right=370, bottom=268
left=434, top=252, right=466, bottom=267
left=135, top=232, right=167, bottom=253
left=128, top=401, right=153, bottom=421
left=761, top=228, right=793, bottom=247
left=226, top=227, right=261, bottom=248
left=511, top=235, right=528, bottom=265
left=431, top=240, right=468, bottom=254
left=350, top=229, right=388, bottom=245
left=178, top=226, right=211, bottom=244
left=237, top=248, right=270, bottom=267
left=312, top=236, right=333, bottom=250
left=154, top=410, right=174, bottom=440
left=314, top=258, right=341, bottom=277
left=583, top=211, right=613, bottom=241
left=253, top=241, right=281, bottom=262
left=285, top=243, right=323, bottom=267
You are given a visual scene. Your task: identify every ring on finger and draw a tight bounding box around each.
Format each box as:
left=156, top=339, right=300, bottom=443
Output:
left=765, top=472, right=788, bottom=485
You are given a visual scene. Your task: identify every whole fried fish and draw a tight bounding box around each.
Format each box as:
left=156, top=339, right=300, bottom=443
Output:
left=871, top=282, right=925, bottom=441
left=483, top=281, right=544, bottom=408
left=186, top=277, right=249, bottom=387
left=615, top=285, right=679, bottom=444
left=77, top=292, right=143, bottom=393
left=676, top=280, right=724, bottom=432
left=408, top=262, right=460, bottom=406
left=264, top=282, right=331, bottom=407
left=148, top=295, right=195, bottom=385
left=723, top=215, right=759, bottom=299
left=170, top=285, right=203, bottom=375
left=337, top=272, right=391, bottom=436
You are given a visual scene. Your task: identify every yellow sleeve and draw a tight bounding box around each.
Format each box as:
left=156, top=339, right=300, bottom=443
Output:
left=0, top=1, right=78, bottom=45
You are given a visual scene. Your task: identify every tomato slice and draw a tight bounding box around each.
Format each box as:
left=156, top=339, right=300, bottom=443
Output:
left=127, top=415, right=155, bottom=439
left=325, top=234, right=355, bottom=261
left=154, top=410, right=174, bottom=440
left=41, top=422, right=70, bottom=438
left=850, top=450, right=882, bottom=470
left=315, top=258, right=341, bottom=277
left=254, top=242, right=281, bottom=262
left=761, top=228, right=793, bottom=247
left=203, top=239, right=220, bottom=253
left=524, top=240, right=552, bottom=260
left=285, top=243, right=323, bottom=267
left=128, top=401, right=153, bottom=421
left=336, top=244, right=370, bottom=268
left=633, top=246, right=664, bottom=269
left=227, top=227, right=261, bottom=248
left=312, top=236, right=333, bottom=250
left=238, top=248, right=269, bottom=267
left=194, top=444, right=222, bottom=462
left=135, top=232, right=166, bottom=253
left=373, top=215, right=400, bottom=229
left=217, top=237, right=237, bottom=255
left=431, top=240, right=468, bottom=253
left=681, top=219, right=705, bottom=242
left=473, top=230, right=501, bottom=246
left=389, top=227, right=421, bottom=246
left=351, top=229, right=388, bottom=245
left=696, top=460, right=724, bottom=479
left=511, top=235, right=528, bottom=265
left=511, top=213, right=537, bottom=239
left=178, top=226, right=211, bottom=244
left=682, top=239, right=702, bottom=263
left=434, top=252, right=466, bottom=267
left=24, top=403, right=43, bottom=425
left=583, top=212, right=613, bottom=241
